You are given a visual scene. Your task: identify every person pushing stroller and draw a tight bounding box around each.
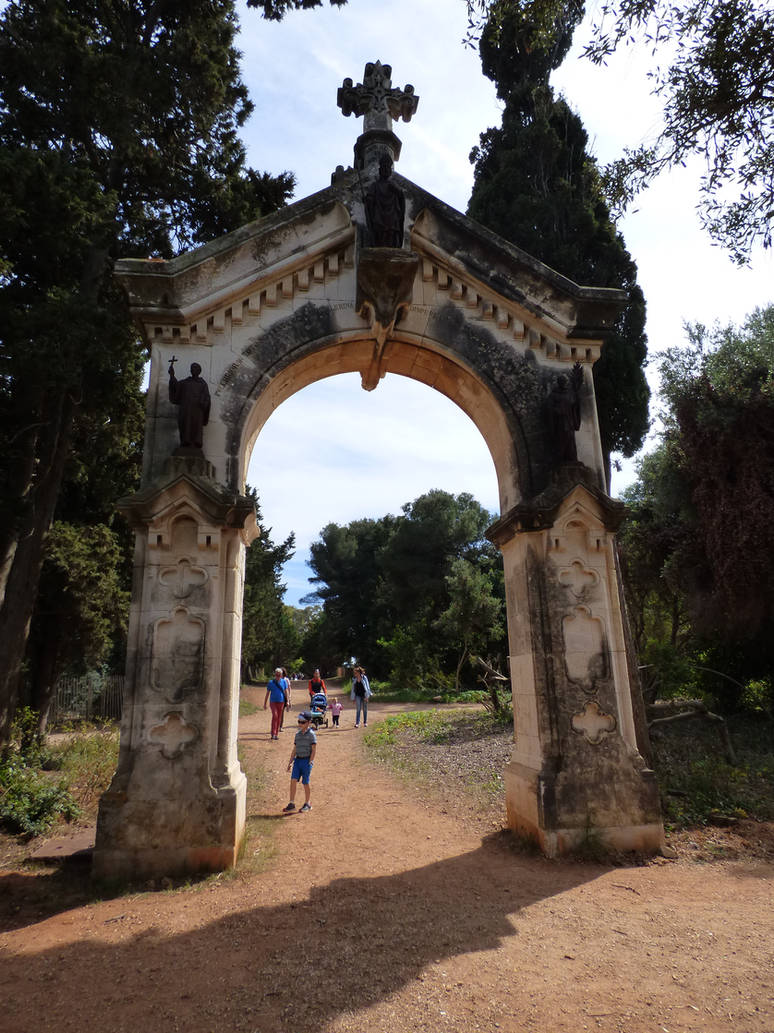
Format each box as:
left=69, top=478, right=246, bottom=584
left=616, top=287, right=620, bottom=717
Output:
left=309, top=689, right=328, bottom=729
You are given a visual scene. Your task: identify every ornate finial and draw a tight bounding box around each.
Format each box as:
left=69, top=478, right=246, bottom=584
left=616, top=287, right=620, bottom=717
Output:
left=338, top=61, right=419, bottom=170
left=337, top=61, right=419, bottom=130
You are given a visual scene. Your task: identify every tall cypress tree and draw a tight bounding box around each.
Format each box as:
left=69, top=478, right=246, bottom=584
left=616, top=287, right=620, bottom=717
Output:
left=468, top=1, right=649, bottom=484
left=0, top=0, right=334, bottom=744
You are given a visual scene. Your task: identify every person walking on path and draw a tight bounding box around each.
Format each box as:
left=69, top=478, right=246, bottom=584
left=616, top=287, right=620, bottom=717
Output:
left=308, top=668, right=327, bottom=700
left=329, top=697, right=343, bottom=728
left=264, top=668, right=287, bottom=740
left=283, top=711, right=317, bottom=813
left=279, top=667, right=291, bottom=730
left=351, top=666, right=372, bottom=727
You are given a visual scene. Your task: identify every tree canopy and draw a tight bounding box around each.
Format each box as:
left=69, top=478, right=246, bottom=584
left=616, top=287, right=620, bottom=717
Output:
left=303, top=490, right=506, bottom=690
left=467, top=0, right=649, bottom=481
left=465, top=0, right=774, bottom=263
left=241, top=490, right=299, bottom=680
left=0, top=0, right=339, bottom=743
left=619, top=305, right=774, bottom=709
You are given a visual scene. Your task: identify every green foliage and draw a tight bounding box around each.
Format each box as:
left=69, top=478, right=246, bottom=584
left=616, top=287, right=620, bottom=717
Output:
left=434, top=557, right=504, bottom=690
left=240, top=488, right=298, bottom=677
left=0, top=756, right=79, bottom=837
left=0, top=709, right=82, bottom=836
left=247, top=0, right=347, bottom=19
left=24, top=522, right=129, bottom=724
left=653, top=716, right=774, bottom=827
left=304, top=490, right=507, bottom=685
left=51, top=727, right=120, bottom=812
left=467, top=0, right=649, bottom=478
left=620, top=305, right=774, bottom=708
left=466, top=0, right=774, bottom=263
left=741, top=679, right=774, bottom=717
left=364, top=710, right=453, bottom=749
left=0, top=0, right=311, bottom=742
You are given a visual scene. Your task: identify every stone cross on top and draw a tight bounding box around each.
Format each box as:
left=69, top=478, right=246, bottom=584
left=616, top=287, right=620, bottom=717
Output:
left=338, top=61, right=419, bottom=170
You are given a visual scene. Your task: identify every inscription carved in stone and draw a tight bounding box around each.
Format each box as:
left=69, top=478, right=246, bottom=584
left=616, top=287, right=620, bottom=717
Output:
left=151, top=607, right=205, bottom=702
left=572, top=700, right=617, bottom=744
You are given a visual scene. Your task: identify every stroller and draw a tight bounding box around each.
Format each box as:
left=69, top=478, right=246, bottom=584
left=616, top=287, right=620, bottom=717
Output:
left=309, top=691, right=329, bottom=729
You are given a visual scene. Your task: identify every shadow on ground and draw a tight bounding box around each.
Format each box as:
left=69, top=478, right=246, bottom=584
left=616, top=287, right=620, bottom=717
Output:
left=0, top=840, right=601, bottom=1033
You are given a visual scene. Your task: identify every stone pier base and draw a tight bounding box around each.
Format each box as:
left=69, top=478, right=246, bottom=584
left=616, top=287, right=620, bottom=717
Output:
left=504, top=758, right=664, bottom=858
left=93, top=770, right=246, bottom=882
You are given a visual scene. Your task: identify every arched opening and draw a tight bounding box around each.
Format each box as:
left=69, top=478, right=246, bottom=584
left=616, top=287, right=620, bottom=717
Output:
left=247, top=371, right=499, bottom=606
left=233, top=336, right=524, bottom=518
left=96, top=176, right=664, bottom=880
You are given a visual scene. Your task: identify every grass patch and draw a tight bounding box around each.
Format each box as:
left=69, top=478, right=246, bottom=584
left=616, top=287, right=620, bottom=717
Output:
left=0, top=714, right=119, bottom=839
left=239, top=697, right=259, bottom=717
left=364, top=710, right=454, bottom=748
left=49, top=727, right=120, bottom=818
left=231, top=743, right=280, bottom=878
left=363, top=708, right=512, bottom=818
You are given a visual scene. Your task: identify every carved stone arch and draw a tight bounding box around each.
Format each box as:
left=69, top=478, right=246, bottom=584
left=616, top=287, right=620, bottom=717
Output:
left=96, top=136, right=663, bottom=878
left=218, top=320, right=531, bottom=516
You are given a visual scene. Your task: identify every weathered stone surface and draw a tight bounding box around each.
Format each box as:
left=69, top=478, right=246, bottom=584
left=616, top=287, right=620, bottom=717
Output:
left=103, top=149, right=663, bottom=875
left=93, top=470, right=256, bottom=880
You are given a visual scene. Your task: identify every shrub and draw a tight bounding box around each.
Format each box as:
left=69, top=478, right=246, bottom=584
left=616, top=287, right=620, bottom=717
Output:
left=0, top=755, right=79, bottom=837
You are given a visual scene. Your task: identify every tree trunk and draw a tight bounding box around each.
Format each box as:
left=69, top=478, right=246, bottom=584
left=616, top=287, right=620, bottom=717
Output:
left=27, top=616, right=63, bottom=735
left=454, top=645, right=468, bottom=694
left=0, top=392, right=75, bottom=746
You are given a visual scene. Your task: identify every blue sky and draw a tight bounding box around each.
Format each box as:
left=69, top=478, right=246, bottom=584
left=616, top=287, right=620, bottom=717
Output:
left=235, top=0, right=773, bottom=606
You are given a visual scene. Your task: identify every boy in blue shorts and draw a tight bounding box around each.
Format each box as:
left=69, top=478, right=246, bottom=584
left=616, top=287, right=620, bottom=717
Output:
left=283, top=711, right=317, bottom=813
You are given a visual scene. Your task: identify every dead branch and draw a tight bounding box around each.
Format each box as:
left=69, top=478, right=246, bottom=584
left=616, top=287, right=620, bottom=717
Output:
left=473, top=656, right=510, bottom=713
left=647, top=699, right=737, bottom=765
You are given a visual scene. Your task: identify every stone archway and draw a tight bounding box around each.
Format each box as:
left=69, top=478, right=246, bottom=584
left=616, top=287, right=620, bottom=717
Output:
left=93, top=62, right=662, bottom=879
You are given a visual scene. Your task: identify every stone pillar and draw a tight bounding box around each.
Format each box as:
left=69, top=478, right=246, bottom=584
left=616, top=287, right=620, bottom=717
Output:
left=92, top=458, right=258, bottom=881
left=489, top=468, right=664, bottom=856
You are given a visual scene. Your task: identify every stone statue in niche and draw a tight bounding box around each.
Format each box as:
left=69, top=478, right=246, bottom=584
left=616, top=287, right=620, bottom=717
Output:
left=547, top=362, right=584, bottom=462
left=168, top=359, right=210, bottom=451
left=365, top=153, right=405, bottom=248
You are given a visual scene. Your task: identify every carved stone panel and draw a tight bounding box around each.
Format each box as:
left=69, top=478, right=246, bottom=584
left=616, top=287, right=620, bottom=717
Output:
left=151, top=607, right=205, bottom=702
left=148, top=711, right=199, bottom=759
left=559, top=560, right=598, bottom=600
left=571, top=700, right=617, bottom=744
left=562, top=604, right=607, bottom=692
left=159, top=558, right=208, bottom=600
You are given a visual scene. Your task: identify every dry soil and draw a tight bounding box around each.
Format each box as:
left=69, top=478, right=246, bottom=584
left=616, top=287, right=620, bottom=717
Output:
left=0, top=692, right=772, bottom=1033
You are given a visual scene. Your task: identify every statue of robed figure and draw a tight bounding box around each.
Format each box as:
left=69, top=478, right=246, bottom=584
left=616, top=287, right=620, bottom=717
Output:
left=365, top=152, right=405, bottom=248
left=168, top=360, right=211, bottom=451
left=547, top=362, right=584, bottom=463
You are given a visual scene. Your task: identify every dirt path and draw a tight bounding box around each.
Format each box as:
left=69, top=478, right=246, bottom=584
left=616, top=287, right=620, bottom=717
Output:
left=1, top=696, right=773, bottom=1033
